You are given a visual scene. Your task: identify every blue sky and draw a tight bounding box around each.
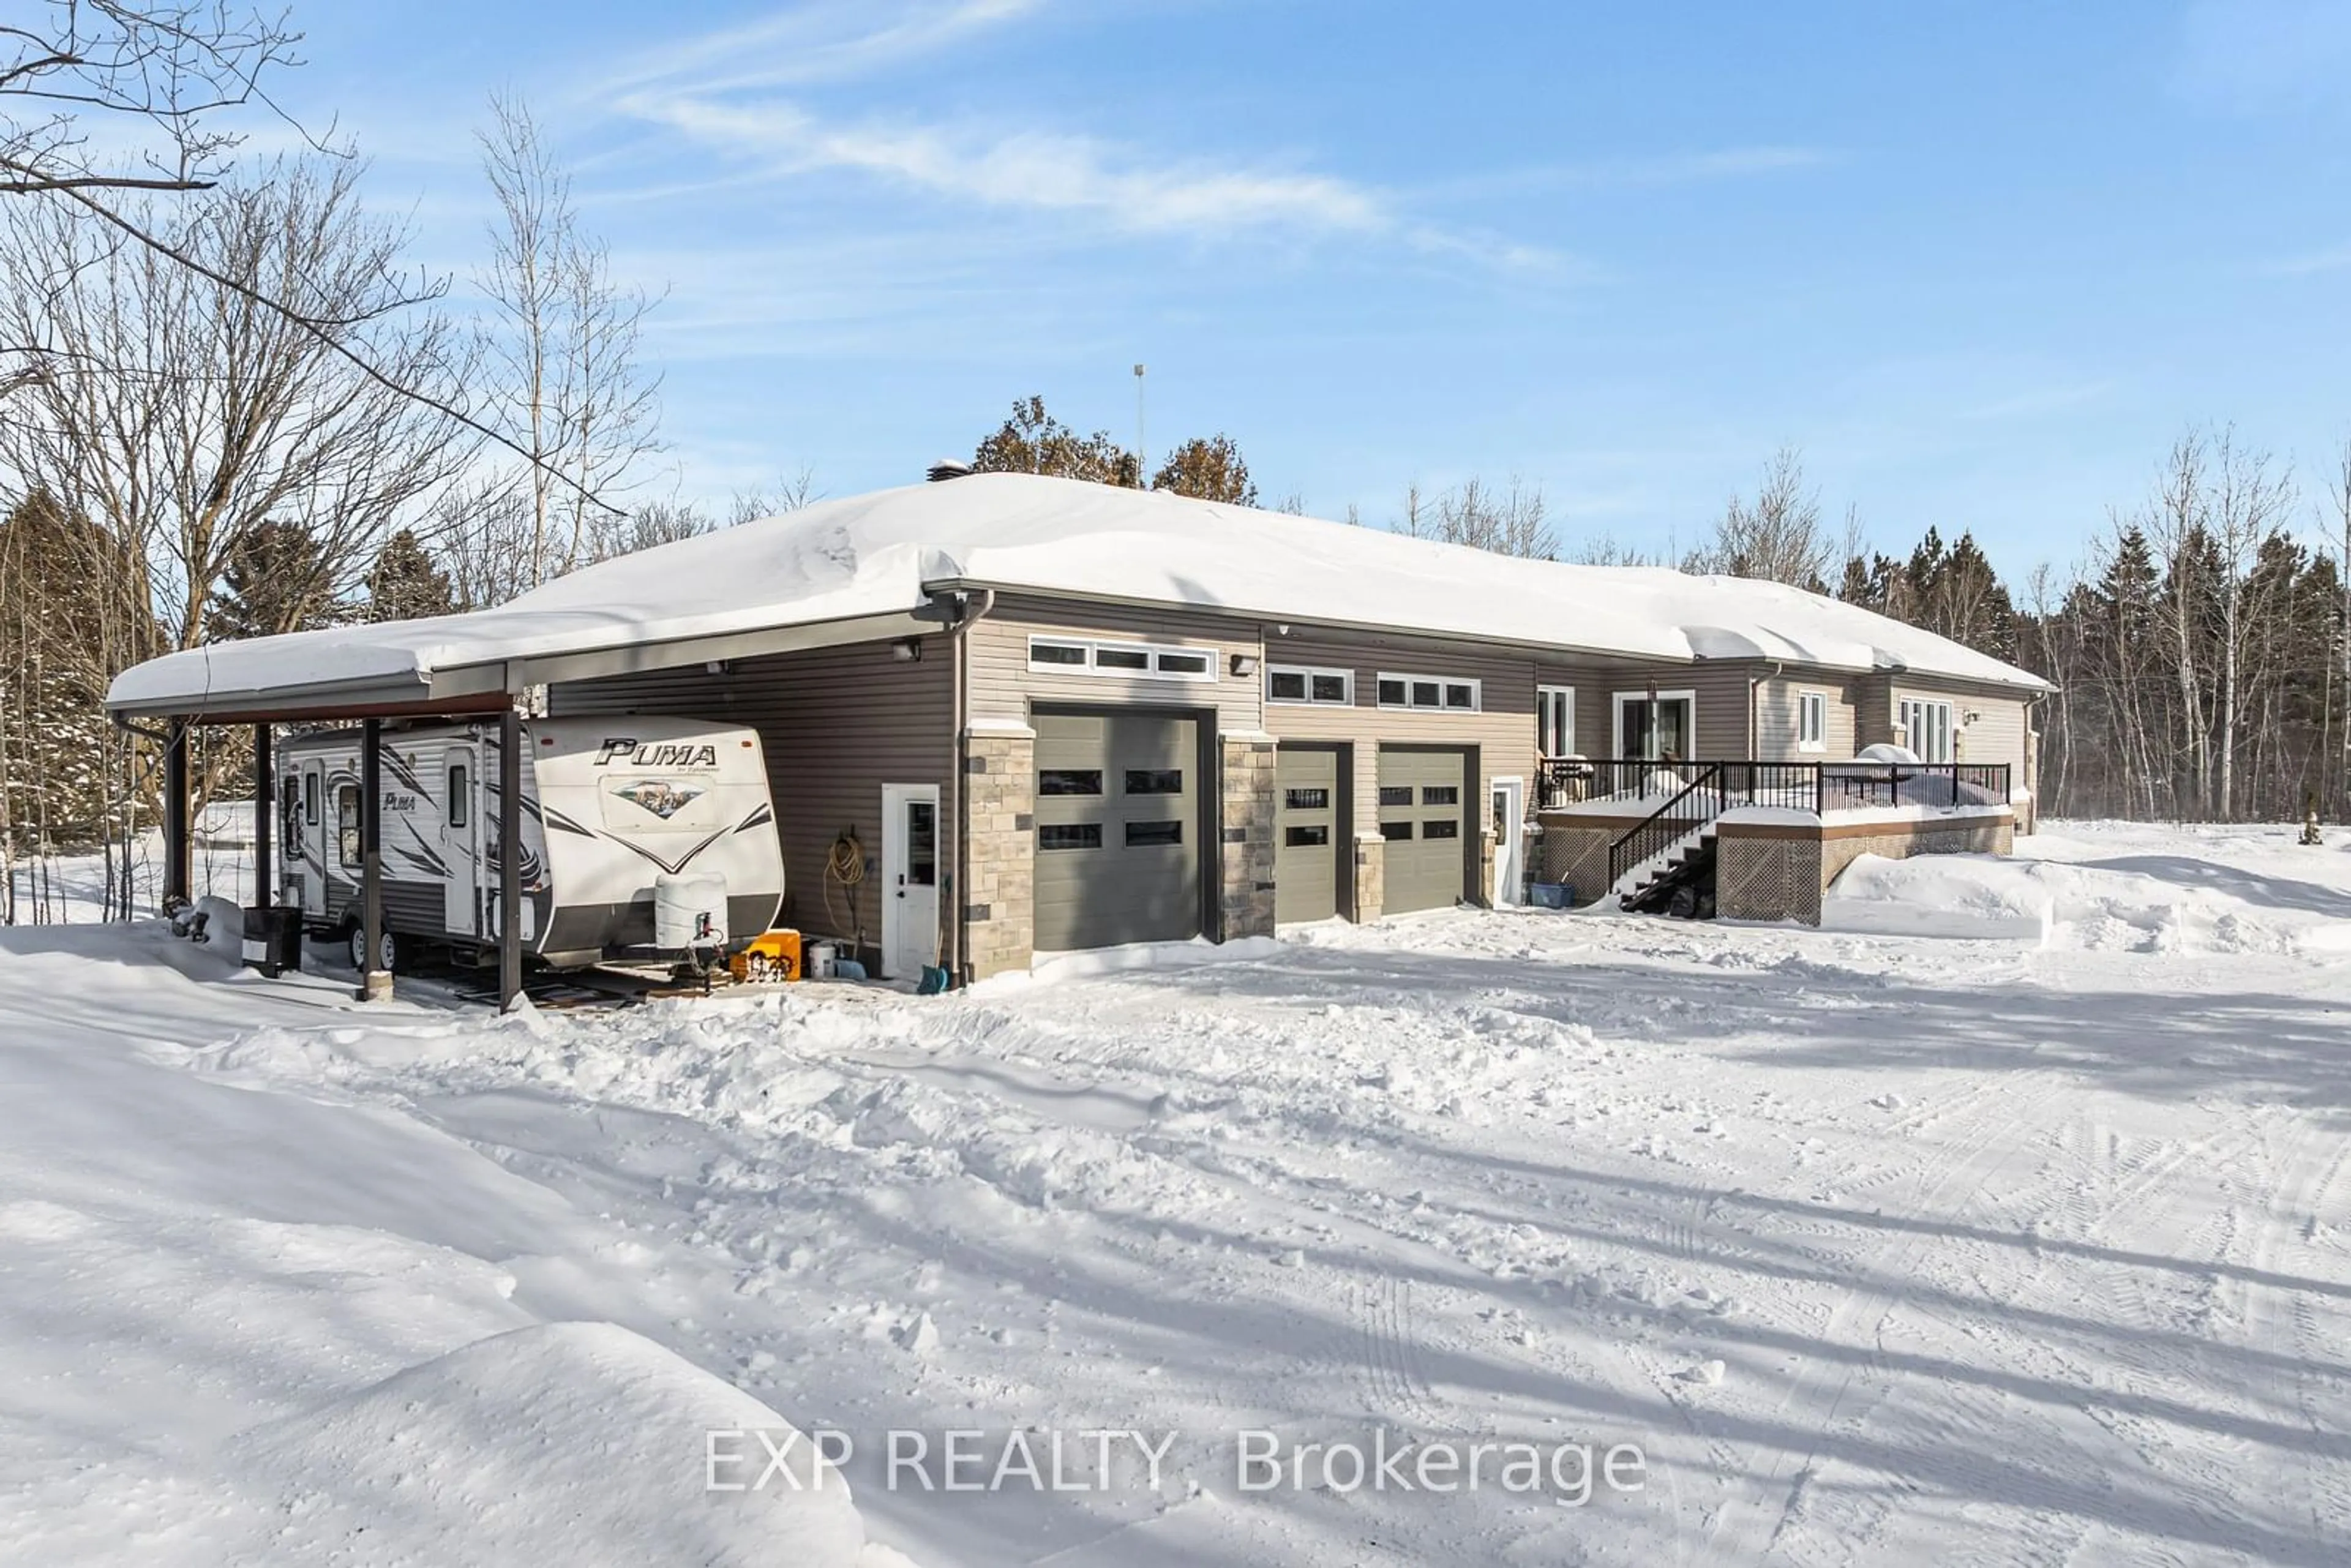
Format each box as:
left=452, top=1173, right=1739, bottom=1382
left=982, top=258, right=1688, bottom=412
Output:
left=272, top=1, right=2351, bottom=579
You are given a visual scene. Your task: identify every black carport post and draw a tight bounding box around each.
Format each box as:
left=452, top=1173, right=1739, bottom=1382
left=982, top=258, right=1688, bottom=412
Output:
left=358, top=718, right=390, bottom=1001
left=499, top=708, right=523, bottom=1010
left=162, top=717, right=191, bottom=911
left=252, top=724, right=273, bottom=910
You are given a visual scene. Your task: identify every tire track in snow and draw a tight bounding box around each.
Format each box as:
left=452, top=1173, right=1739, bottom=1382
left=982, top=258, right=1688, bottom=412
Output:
left=1694, top=1067, right=2073, bottom=1564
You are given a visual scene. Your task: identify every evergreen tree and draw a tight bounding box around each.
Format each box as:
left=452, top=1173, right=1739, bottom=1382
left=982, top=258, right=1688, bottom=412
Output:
left=209, top=520, right=339, bottom=642
left=364, top=528, right=456, bottom=622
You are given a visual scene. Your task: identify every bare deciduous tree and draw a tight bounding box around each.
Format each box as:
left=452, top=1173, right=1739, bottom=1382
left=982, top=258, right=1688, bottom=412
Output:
left=1687, top=445, right=1836, bottom=588
left=1396, top=476, right=1554, bottom=558
left=474, top=91, right=662, bottom=590
left=0, top=156, right=469, bottom=653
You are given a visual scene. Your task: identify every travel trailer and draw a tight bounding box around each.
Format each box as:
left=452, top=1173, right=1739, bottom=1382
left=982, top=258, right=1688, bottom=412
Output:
left=276, top=715, right=786, bottom=972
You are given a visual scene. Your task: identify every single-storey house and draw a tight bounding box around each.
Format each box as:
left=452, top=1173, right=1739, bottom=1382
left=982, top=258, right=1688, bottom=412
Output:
left=107, top=471, right=2050, bottom=996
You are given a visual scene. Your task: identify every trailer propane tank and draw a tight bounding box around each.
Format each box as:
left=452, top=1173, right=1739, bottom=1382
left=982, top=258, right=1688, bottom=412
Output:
left=654, top=871, right=730, bottom=951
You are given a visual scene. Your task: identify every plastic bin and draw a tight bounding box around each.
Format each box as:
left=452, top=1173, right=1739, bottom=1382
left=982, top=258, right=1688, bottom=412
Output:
left=1529, top=882, right=1573, bottom=910
left=241, top=904, right=302, bottom=977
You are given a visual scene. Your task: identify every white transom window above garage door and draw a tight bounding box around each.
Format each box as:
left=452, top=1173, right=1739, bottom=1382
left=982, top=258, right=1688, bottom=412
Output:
left=1027, top=635, right=1218, bottom=681
left=1265, top=664, right=1353, bottom=705
left=1376, top=672, right=1480, bottom=712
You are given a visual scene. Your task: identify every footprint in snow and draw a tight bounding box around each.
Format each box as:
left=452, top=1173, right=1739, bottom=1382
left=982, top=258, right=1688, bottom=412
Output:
left=1676, top=1359, right=1727, bottom=1386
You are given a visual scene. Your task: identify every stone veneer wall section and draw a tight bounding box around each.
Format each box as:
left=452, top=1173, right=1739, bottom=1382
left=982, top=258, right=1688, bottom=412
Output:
left=1352, top=835, right=1384, bottom=922
left=1220, top=733, right=1278, bottom=941
left=962, top=729, right=1035, bottom=980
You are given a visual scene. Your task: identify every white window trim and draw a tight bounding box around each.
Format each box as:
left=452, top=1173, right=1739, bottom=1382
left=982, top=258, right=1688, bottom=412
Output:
left=1796, top=689, right=1828, bottom=752
left=1611, top=689, right=1698, bottom=757
left=1897, top=696, right=1956, bottom=763
left=1265, top=663, right=1354, bottom=707
left=1027, top=634, right=1220, bottom=683
left=1537, top=685, right=1575, bottom=757
left=1375, top=671, right=1483, bottom=713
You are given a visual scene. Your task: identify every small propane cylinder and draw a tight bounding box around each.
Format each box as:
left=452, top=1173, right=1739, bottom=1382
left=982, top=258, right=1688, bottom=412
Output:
left=654, top=871, right=730, bottom=950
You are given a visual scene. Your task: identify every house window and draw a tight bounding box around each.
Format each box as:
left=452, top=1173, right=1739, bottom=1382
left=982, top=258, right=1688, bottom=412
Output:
left=1381, top=821, right=1414, bottom=841
left=1266, top=664, right=1352, bottom=706
left=1899, top=697, right=1955, bottom=763
left=1798, top=691, right=1827, bottom=752
left=336, top=784, right=362, bottom=869
left=1038, top=823, right=1103, bottom=850
left=1125, top=820, right=1183, bottom=847
left=1038, top=769, right=1103, bottom=796
left=1422, top=785, right=1458, bottom=806
left=1378, top=785, right=1414, bottom=807
left=1284, top=787, right=1329, bottom=811
left=1537, top=686, right=1575, bottom=757
left=1423, top=819, right=1461, bottom=840
left=1124, top=768, right=1183, bottom=795
left=1614, top=690, right=1697, bottom=760
left=1284, top=825, right=1329, bottom=847
left=1027, top=635, right=1220, bottom=681
left=1376, top=672, right=1482, bottom=713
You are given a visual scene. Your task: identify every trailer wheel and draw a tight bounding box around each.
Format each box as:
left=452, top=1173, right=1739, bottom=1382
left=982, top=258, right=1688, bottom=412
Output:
left=347, top=923, right=402, bottom=975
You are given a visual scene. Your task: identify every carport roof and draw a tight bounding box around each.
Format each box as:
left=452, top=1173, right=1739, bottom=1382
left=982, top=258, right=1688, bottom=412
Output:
left=108, top=472, right=2051, bottom=720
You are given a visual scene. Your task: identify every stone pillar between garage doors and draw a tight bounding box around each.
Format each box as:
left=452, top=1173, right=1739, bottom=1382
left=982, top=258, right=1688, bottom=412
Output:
left=1351, top=834, right=1385, bottom=922
left=1219, top=732, right=1278, bottom=941
left=962, top=727, right=1035, bottom=980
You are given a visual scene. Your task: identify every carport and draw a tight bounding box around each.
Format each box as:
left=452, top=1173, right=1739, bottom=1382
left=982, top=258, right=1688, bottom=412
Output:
left=107, top=596, right=959, bottom=1007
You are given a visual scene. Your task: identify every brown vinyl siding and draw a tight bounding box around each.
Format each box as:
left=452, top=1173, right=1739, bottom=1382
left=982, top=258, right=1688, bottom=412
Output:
left=1529, top=657, right=1753, bottom=762
left=1263, top=628, right=1536, bottom=902
left=547, top=638, right=953, bottom=955
left=969, top=594, right=1264, bottom=731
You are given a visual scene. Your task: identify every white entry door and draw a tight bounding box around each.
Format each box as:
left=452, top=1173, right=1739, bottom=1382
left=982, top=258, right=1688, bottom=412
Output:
left=880, top=784, right=941, bottom=980
left=442, top=745, right=480, bottom=937
left=299, top=764, right=328, bottom=919
left=1490, top=776, right=1525, bottom=907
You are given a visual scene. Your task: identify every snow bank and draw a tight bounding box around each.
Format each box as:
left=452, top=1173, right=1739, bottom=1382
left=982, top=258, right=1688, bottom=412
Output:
left=1822, top=849, right=2334, bottom=953
left=223, top=1322, right=905, bottom=1567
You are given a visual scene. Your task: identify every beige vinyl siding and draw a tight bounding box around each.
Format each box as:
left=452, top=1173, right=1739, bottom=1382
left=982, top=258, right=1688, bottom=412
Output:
left=1529, top=657, right=1753, bottom=762
left=547, top=637, right=953, bottom=955
left=1756, top=672, right=1862, bottom=760
left=969, top=594, right=1264, bottom=731
left=1264, top=628, right=1535, bottom=900
left=1855, top=677, right=2034, bottom=781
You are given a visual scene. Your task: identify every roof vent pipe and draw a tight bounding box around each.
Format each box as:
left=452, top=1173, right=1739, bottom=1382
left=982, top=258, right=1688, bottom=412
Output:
left=927, top=459, right=975, bottom=483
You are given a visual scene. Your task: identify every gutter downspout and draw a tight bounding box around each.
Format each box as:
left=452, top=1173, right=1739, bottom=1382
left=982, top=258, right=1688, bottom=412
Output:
left=1748, top=660, right=1784, bottom=759
left=948, top=588, right=997, bottom=986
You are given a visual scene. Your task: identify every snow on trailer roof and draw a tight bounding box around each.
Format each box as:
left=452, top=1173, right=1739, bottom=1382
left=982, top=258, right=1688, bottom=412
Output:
left=108, top=472, right=2050, bottom=716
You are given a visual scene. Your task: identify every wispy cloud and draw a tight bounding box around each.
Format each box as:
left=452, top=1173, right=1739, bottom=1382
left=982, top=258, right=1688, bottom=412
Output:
left=601, top=1, right=1558, bottom=271
left=603, top=0, right=1047, bottom=95
left=1419, top=146, right=1835, bottom=204
left=624, top=94, right=1389, bottom=238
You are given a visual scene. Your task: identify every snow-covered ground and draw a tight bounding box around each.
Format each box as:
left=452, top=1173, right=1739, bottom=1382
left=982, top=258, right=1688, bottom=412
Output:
left=5, top=819, right=2350, bottom=1564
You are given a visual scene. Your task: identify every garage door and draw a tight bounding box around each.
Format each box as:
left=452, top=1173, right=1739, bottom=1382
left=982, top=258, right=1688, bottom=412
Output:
left=1378, top=748, right=1466, bottom=914
left=1275, top=746, right=1341, bottom=923
left=1034, top=712, right=1201, bottom=950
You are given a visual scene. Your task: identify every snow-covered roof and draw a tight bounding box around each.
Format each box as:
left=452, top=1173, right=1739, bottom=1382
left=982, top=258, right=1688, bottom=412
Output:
left=108, top=473, right=2050, bottom=715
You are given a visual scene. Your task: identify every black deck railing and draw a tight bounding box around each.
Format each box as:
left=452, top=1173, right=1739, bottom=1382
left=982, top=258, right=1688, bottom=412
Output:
left=1607, top=765, right=1725, bottom=890
left=1543, top=758, right=2015, bottom=893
